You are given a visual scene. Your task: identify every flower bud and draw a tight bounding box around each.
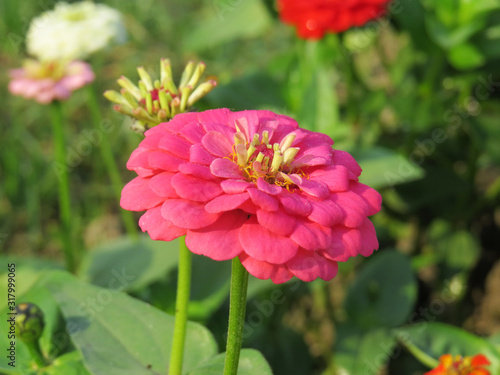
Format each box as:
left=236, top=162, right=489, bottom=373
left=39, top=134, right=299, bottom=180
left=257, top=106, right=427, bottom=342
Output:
left=15, top=303, right=45, bottom=343
left=104, top=59, right=217, bottom=134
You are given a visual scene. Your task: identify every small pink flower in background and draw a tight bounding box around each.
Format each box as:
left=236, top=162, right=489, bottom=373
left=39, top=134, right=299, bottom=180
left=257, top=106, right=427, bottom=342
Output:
left=121, top=109, right=381, bottom=283
left=9, top=59, right=94, bottom=104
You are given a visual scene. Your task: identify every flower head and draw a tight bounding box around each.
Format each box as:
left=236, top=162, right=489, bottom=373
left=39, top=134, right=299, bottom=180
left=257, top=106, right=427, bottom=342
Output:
left=9, top=59, right=94, bottom=104
left=27, top=1, right=126, bottom=61
left=277, top=0, right=392, bottom=39
left=121, top=109, right=381, bottom=283
left=425, top=354, right=491, bottom=375
left=104, top=59, right=217, bottom=134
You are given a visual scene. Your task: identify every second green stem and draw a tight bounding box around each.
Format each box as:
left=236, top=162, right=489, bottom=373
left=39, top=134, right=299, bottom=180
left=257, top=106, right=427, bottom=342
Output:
left=49, top=101, right=75, bottom=272
left=168, top=237, right=192, bottom=375
left=223, top=257, right=249, bottom=375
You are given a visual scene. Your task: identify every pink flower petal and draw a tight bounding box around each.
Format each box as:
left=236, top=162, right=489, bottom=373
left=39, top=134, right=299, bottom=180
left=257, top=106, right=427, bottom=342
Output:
left=127, top=147, right=151, bottom=171
left=186, top=211, right=246, bottom=261
left=309, top=165, right=350, bottom=192
left=158, top=134, right=191, bottom=159
left=308, top=199, right=343, bottom=227
left=290, top=221, right=331, bottom=251
left=239, top=217, right=298, bottom=264
left=256, top=209, right=296, bottom=236
left=277, top=193, right=312, bottom=217
left=170, top=173, right=222, bottom=202
left=205, top=193, right=250, bottom=213
left=179, top=122, right=206, bottom=143
left=331, top=189, right=369, bottom=228
left=289, top=175, right=329, bottom=199
left=202, top=131, right=233, bottom=157
left=351, top=182, right=382, bottom=217
left=286, top=250, right=338, bottom=282
left=247, top=188, right=279, bottom=212
left=161, top=199, right=221, bottom=229
left=257, top=178, right=282, bottom=195
left=178, top=163, right=214, bottom=180
left=190, top=143, right=216, bottom=165
left=139, top=207, right=186, bottom=241
left=239, top=253, right=293, bottom=284
left=148, top=150, right=184, bottom=172
left=148, top=172, right=178, bottom=198
left=358, top=218, right=379, bottom=257
left=237, top=200, right=258, bottom=215
left=323, top=225, right=362, bottom=261
left=333, top=150, right=362, bottom=179
left=220, top=179, right=253, bottom=194
left=121, top=177, right=164, bottom=211
left=210, top=158, right=243, bottom=179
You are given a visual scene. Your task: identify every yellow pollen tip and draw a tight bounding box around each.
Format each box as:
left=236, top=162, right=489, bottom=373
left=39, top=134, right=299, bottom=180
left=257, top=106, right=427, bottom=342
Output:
left=262, top=131, right=269, bottom=145
left=280, top=133, right=296, bottom=153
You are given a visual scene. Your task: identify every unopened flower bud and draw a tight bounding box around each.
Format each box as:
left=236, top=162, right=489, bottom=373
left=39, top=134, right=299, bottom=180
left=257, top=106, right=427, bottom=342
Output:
left=15, top=303, right=44, bottom=343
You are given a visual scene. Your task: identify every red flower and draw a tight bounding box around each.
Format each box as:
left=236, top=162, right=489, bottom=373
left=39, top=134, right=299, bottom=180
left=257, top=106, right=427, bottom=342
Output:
left=425, top=354, right=491, bottom=375
left=121, top=109, right=381, bottom=283
left=277, top=0, right=392, bottom=39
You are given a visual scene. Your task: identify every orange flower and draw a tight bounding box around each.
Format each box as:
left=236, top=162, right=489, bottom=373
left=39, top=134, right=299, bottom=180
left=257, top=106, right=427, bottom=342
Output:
left=425, top=354, right=491, bottom=375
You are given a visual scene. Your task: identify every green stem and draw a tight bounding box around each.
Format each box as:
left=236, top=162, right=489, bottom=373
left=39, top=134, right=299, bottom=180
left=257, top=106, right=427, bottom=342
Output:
left=168, top=237, right=192, bottom=375
left=49, top=102, right=75, bottom=272
left=87, top=85, right=139, bottom=239
left=223, top=257, right=249, bottom=375
left=400, top=338, right=440, bottom=369
left=26, top=340, right=47, bottom=368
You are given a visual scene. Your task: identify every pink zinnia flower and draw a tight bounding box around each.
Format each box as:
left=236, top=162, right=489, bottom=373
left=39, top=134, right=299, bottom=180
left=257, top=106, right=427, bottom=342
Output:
left=121, top=109, right=381, bottom=283
left=9, top=59, right=95, bottom=104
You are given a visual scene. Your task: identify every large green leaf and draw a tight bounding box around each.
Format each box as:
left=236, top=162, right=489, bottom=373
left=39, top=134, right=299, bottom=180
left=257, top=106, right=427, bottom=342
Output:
left=188, top=256, right=231, bottom=321
left=344, top=251, right=417, bottom=329
left=38, top=351, right=91, bottom=375
left=0, top=256, right=63, bottom=311
left=186, top=349, right=272, bottom=375
left=396, top=323, right=500, bottom=373
left=44, top=270, right=217, bottom=375
left=77, top=236, right=179, bottom=292
left=183, top=0, right=272, bottom=52
left=331, top=325, right=396, bottom=375
left=353, top=147, right=425, bottom=189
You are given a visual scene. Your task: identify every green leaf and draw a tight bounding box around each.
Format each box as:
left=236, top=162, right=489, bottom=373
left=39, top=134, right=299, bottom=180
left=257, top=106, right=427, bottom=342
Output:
left=344, top=251, right=417, bottom=329
left=396, top=323, right=500, bottom=373
left=77, top=236, right=179, bottom=292
left=448, top=43, right=485, bottom=70
left=38, top=351, right=91, bottom=375
left=298, top=65, right=341, bottom=139
left=183, top=0, right=272, bottom=52
left=0, top=256, right=63, bottom=311
left=332, top=325, right=396, bottom=375
left=188, top=256, right=231, bottom=321
left=186, top=349, right=272, bottom=375
left=44, top=270, right=217, bottom=375
left=425, top=15, right=485, bottom=49
left=353, top=147, right=425, bottom=189
left=428, top=220, right=481, bottom=272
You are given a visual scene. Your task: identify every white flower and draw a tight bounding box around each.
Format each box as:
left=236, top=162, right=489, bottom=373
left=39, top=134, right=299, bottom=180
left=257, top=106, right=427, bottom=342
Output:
left=27, top=1, right=127, bottom=61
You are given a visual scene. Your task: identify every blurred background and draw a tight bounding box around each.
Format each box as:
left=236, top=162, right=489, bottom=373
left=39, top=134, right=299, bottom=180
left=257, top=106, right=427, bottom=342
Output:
left=1, top=0, right=500, bottom=374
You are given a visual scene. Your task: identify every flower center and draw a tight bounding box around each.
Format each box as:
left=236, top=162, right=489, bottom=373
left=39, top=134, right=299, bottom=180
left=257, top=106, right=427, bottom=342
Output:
left=62, top=8, right=88, bottom=22
left=24, top=60, right=66, bottom=80
left=230, top=124, right=302, bottom=187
